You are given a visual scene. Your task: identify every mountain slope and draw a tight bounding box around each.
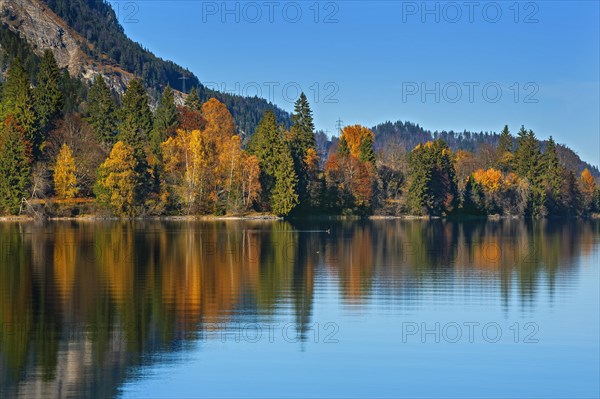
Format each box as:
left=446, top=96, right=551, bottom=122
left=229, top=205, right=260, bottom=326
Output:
left=0, top=0, right=136, bottom=91
left=39, top=0, right=291, bottom=134
left=0, top=0, right=290, bottom=134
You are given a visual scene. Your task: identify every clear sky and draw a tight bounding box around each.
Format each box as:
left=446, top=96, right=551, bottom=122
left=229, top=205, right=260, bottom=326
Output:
left=109, top=0, right=600, bottom=166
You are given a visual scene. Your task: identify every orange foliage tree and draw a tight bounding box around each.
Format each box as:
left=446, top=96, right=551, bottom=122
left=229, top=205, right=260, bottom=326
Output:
left=325, top=125, right=376, bottom=212
left=580, top=168, right=597, bottom=212
left=201, top=98, right=237, bottom=143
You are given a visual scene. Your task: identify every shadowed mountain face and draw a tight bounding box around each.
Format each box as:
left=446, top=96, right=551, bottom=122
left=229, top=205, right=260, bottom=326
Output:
left=1, top=219, right=598, bottom=398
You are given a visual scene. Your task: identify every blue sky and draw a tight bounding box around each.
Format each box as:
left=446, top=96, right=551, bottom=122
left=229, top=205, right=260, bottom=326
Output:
left=110, top=0, right=599, bottom=166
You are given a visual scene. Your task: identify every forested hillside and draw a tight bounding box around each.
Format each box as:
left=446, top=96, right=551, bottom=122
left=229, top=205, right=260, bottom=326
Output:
left=0, top=52, right=598, bottom=219
left=372, top=120, right=599, bottom=177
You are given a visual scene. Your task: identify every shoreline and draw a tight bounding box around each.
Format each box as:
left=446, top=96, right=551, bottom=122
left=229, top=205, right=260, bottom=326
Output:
left=2, top=213, right=598, bottom=222
left=0, top=214, right=283, bottom=222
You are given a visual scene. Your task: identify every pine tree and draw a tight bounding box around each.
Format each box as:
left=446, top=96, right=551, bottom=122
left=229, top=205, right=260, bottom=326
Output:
left=290, top=93, right=316, bottom=156
left=358, top=134, right=376, bottom=164
left=184, top=87, right=201, bottom=111
left=54, top=143, right=78, bottom=199
left=514, top=126, right=545, bottom=217
left=0, top=58, right=37, bottom=156
left=86, top=75, right=116, bottom=144
left=543, top=137, right=563, bottom=214
left=407, top=140, right=458, bottom=216
left=118, top=79, right=153, bottom=149
left=497, top=125, right=512, bottom=153
left=248, top=111, right=298, bottom=214
left=496, top=124, right=513, bottom=172
left=248, top=111, right=281, bottom=196
left=562, top=170, right=582, bottom=216
left=337, top=135, right=349, bottom=156
left=34, top=50, right=62, bottom=140
left=151, top=85, right=178, bottom=157
left=117, top=79, right=153, bottom=203
left=514, top=126, right=541, bottom=182
left=271, top=143, right=299, bottom=216
left=289, top=93, right=317, bottom=208
left=0, top=117, right=30, bottom=214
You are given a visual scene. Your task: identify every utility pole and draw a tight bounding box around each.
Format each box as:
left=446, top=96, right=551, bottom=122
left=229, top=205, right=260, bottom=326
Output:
left=335, top=118, right=344, bottom=137
left=179, top=75, right=189, bottom=93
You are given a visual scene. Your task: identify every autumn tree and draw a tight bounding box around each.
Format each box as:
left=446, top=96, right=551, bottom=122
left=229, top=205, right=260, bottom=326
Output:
left=46, top=114, right=106, bottom=197
left=202, top=98, right=236, bottom=143
left=162, top=127, right=218, bottom=214
left=217, top=135, right=246, bottom=213
left=177, top=106, right=206, bottom=132
left=34, top=50, right=63, bottom=143
left=95, top=141, right=138, bottom=216
left=217, top=134, right=262, bottom=213
left=240, top=154, right=261, bottom=210
left=466, top=168, right=504, bottom=214
left=580, top=168, right=596, bottom=213
left=162, top=127, right=260, bottom=215
left=0, top=117, right=30, bottom=214
left=325, top=125, right=376, bottom=213
left=86, top=75, right=116, bottom=145
left=407, top=140, right=458, bottom=216
left=339, top=125, right=376, bottom=163
left=53, top=144, right=78, bottom=199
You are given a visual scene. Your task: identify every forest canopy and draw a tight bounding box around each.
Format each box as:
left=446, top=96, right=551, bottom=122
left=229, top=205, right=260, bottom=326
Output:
left=0, top=53, right=598, bottom=219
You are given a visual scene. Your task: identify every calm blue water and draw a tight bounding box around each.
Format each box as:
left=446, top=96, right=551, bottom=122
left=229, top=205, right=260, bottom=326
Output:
left=1, top=220, right=599, bottom=398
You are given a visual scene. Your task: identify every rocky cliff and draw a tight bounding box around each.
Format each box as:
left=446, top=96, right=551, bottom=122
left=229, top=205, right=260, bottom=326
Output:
left=0, top=0, right=134, bottom=93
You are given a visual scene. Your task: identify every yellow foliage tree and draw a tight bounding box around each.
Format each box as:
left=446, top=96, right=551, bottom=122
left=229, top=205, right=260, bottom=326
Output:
left=163, top=129, right=216, bottom=213
left=580, top=168, right=596, bottom=210
left=240, top=153, right=261, bottom=209
left=472, top=168, right=503, bottom=193
left=163, top=128, right=261, bottom=214
left=580, top=168, right=596, bottom=195
left=340, top=125, right=375, bottom=159
left=95, top=141, right=138, bottom=216
left=53, top=143, right=78, bottom=199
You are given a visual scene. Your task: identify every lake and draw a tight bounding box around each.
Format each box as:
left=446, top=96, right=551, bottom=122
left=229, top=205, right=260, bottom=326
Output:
left=0, top=219, right=599, bottom=398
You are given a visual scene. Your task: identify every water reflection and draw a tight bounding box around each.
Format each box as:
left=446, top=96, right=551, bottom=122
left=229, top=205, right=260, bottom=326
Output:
left=0, top=219, right=598, bottom=398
